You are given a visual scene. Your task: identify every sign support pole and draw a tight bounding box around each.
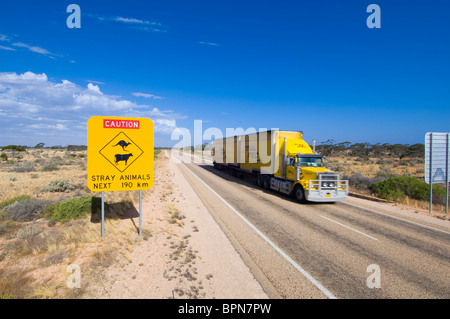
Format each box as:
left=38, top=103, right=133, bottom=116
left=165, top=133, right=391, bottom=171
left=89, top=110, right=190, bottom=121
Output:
left=101, top=191, right=105, bottom=238
left=446, top=133, right=449, bottom=214
left=429, top=133, right=433, bottom=214
left=139, top=190, right=142, bottom=236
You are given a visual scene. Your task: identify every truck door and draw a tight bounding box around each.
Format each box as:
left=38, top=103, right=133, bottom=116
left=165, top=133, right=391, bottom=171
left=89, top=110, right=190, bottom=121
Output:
left=286, top=157, right=296, bottom=180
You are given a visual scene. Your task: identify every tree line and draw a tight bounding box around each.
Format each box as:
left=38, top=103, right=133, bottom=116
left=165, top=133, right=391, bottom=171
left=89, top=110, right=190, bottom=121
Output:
left=1, top=143, right=87, bottom=151
left=316, top=140, right=425, bottom=159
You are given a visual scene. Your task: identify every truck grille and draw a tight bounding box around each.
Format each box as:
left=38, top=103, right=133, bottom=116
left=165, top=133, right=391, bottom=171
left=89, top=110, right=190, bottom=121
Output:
left=309, top=173, right=348, bottom=191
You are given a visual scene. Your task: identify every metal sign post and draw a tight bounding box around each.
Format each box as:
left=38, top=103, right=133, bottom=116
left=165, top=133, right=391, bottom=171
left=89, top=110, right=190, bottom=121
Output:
left=429, top=133, right=433, bottom=213
left=139, top=190, right=142, bottom=236
left=101, top=192, right=105, bottom=238
left=446, top=134, right=449, bottom=214
left=425, top=132, right=450, bottom=214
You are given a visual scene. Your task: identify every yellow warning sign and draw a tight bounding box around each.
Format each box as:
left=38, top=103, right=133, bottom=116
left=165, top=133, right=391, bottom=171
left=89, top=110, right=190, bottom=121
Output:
left=87, top=116, right=154, bottom=192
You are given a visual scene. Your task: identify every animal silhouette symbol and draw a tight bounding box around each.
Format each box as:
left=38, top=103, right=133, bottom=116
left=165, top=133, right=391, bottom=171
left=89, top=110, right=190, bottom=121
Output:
left=113, top=140, right=131, bottom=151
left=115, top=153, right=133, bottom=165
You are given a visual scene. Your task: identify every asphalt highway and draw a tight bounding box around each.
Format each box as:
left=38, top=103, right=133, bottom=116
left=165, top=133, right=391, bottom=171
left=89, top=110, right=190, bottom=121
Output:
left=172, top=152, right=450, bottom=299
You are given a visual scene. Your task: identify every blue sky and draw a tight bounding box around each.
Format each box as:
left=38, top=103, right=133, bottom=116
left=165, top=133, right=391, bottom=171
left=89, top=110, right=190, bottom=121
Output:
left=0, top=0, right=449, bottom=147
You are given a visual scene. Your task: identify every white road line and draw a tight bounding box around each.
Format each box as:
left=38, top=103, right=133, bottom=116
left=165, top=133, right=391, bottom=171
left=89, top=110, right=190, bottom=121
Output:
left=181, top=162, right=337, bottom=299
left=319, top=215, right=378, bottom=241
left=344, top=202, right=450, bottom=236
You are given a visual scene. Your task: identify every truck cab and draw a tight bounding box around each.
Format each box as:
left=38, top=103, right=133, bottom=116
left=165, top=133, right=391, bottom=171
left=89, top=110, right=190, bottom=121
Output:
left=287, top=154, right=348, bottom=203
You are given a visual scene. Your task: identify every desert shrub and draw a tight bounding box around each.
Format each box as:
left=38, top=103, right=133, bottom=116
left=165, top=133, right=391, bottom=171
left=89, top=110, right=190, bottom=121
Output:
left=16, top=223, right=42, bottom=239
left=376, top=164, right=396, bottom=178
left=370, top=176, right=447, bottom=203
left=346, top=173, right=386, bottom=190
left=328, top=162, right=346, bottom=172
left=8, top=161, right=35, bottom=173
left=41, top=180, right=78, bottom=193
left=67, top=145, right=87, bottom=151
left=44, top=195, right=102, bottom=223
left=355, top=155, right=371, bottom=162
left=0, top=219, right=17, bottom=236
left=40, top=163, right=59, bottom=172
left=0, top=153, right=7, bottom=161
left=2, top=198, right=51, bottom=222
left=0, top=195, right=32, bottom=211
left=0, top=268, right=33, bottom=299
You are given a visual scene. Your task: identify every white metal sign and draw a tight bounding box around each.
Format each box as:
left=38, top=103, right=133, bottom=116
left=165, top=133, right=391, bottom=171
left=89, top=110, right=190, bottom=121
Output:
left=424, top=132, right=449, bottom=214
left=425, top=132, right=449, bottom=184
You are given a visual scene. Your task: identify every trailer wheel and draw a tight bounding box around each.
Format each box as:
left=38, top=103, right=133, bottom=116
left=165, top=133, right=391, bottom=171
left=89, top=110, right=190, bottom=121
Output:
left=263, top=176, right=271, bottom=190
left=256, top=174, right=263, bottom=187
left=293, top=185, right=306, bottom=203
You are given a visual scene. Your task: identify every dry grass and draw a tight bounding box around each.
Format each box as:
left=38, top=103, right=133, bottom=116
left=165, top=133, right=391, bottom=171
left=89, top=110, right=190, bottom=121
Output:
left=0, top=148, right=160, bottom=298
left=327, top=156, right=425, bottom=179
left=327, top=155, right=449, bottom=217
left=167, top=204, right=185, bottom=227
left=0, top=149, right=88, bottom=202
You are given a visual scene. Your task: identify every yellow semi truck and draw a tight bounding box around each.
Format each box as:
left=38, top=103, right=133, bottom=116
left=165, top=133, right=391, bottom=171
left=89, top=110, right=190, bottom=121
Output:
left=212, top=130, right=348, bottom=203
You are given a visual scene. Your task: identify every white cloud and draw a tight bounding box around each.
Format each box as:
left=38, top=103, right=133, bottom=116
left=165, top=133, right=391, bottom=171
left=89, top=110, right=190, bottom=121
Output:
left=85, top=80, right=104, bottom=85
left=198, top=41, right=220, bottom=47
left=0, top=34, right=10, bottom=41
left=12, top=42, right=58, bottom=57
left=0, top=34, right=65, bottom=60
left=0, top=45, right=15, bottom=51
left=132, top=92, right=163, bottom=99
left=0, top=72, right=183, bottom=145
left=154, top=119, right=177, bottom=134
left=114, top=17, right=162, bottom=26
left=87, top=83, right=102, bottom=94
left=88, top=14, right=167, bottom=32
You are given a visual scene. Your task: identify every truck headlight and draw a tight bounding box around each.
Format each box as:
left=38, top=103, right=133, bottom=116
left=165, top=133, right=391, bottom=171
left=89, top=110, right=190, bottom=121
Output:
left=321, top=182, right=336, bottom=188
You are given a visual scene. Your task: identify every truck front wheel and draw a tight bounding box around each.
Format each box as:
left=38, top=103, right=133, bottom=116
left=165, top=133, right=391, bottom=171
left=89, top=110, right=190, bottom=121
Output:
left=293, top=185, right=306, bottom=203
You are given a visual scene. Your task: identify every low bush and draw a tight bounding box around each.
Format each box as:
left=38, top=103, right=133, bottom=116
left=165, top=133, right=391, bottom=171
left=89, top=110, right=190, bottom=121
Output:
left=40, top=163, right=59, bottom=172
left=8, top=162, right=35, bottom=173
left=370, top=176, right=447, bottom=204
left=346, top=173, right=386, bottom=190
left=44, top=195, right=102, bottom=223
left=2, top=198, right=51, bottom=222
left=376, top=164, right=396, bottom=178
left=15, top=223, right=42, bottom=239
left=0, top=195, right=32, bottom=211
left=41, top=180, right=78, bottom=193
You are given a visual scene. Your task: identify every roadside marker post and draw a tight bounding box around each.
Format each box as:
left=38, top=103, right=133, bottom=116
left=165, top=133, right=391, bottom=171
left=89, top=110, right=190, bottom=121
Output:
left=87, top=116, right=154, bottom=238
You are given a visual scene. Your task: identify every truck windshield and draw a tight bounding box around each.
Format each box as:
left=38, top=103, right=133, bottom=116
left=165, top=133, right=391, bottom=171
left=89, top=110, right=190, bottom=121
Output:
left=297, top=156, right=324, bottom=167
